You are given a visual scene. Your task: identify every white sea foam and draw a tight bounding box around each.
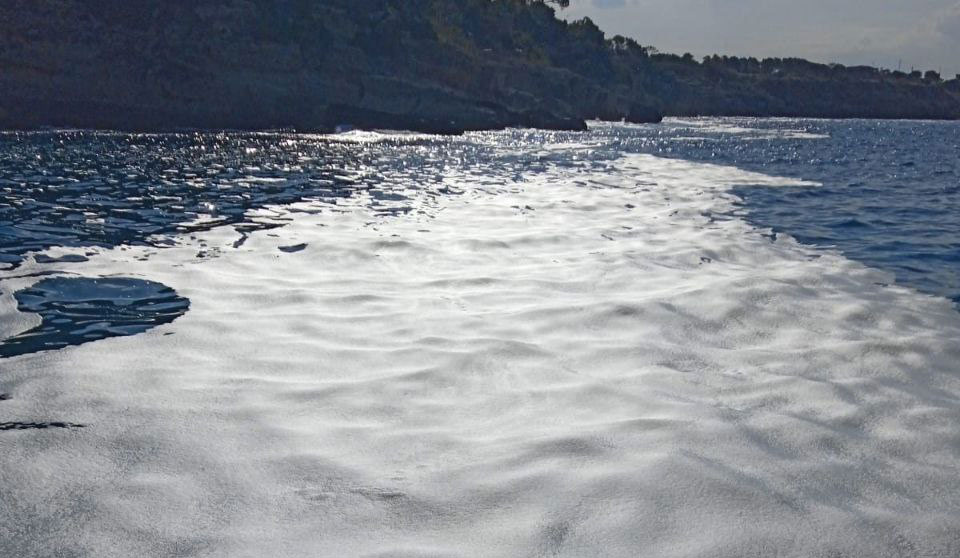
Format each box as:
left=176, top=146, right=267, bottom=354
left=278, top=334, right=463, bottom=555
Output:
left=610, top=118, right=832, bottom=140
left=1, top=153, right=959, bottom=557
left=320, top=129, right=441, bottom=144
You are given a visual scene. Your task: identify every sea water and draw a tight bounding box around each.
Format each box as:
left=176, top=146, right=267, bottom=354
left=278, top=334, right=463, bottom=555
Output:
left=1, top=120, right=958, bottom=557
left=601, top=118, right=960, bottom=304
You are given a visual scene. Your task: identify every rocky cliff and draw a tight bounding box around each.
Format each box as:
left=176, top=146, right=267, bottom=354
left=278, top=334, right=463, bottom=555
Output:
left=0, top=0, right=661, bottom=132
left=1, top=0, right=957, bottom=133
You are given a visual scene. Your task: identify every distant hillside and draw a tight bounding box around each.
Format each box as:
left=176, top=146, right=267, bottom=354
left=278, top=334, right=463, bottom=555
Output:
left=639, top=49, right=960, bottom=120
left=1, top=0, right=958, bottom=133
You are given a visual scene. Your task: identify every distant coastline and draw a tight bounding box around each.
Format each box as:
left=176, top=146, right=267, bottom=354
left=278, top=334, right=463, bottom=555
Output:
left=2, top=0, right=958, bottom=134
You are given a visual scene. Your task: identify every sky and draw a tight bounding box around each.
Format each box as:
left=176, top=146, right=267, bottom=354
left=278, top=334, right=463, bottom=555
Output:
left=562, top=0, right=960, bottom=77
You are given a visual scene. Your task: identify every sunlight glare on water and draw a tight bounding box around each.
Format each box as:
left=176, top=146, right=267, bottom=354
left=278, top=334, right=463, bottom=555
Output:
left=1, top=121, right=959, bottom=558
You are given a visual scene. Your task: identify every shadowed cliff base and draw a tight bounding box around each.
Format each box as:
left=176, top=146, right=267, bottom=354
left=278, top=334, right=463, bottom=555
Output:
left=0, top=0, right=958, bottom=133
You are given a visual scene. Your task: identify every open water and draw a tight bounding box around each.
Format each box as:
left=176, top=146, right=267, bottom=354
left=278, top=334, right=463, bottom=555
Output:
left=1, top=119, right=958, bottom=558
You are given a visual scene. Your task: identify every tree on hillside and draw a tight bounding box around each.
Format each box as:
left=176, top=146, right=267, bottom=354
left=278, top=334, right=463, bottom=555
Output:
left=520, top=0, right=570, bottom=8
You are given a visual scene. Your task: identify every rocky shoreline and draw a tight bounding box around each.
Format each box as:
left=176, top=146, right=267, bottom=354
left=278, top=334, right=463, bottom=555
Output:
left=1, top=0, right=956, bottom=134
left=0, top=1, right=658, bottom=134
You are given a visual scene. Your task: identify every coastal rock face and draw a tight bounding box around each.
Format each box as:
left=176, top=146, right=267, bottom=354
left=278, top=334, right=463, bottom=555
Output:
left=0, top=0, right=656, bottom=132
left=0, top=0, right=957, bottom=133
left=640, top=55, right=960, bottom=120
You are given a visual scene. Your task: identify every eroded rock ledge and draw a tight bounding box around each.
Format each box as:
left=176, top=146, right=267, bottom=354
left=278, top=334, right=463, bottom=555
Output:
left=2, top=0, right=957, bottom=134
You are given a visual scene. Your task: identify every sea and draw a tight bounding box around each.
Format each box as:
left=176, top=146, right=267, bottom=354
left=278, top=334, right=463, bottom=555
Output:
left=1, top=119, right=959, bottom=557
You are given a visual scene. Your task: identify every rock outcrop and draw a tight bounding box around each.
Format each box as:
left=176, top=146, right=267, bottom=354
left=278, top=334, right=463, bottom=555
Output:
left=0, top=0, right=957, bottom=133
left=0, top=0, right=659, bottom=133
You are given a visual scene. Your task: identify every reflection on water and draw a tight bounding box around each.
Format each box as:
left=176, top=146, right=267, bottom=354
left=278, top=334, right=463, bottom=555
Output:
left=0, top=124, right=958, bottom=555
left=3, top=122, right=957, bottom=303
left=0, top=119, right=958, bottom=363
left=0, top=129, right=608, bottom=360
left=594, top=118, right=960, bottom=303
left=0, top=130, right=586, bottom=269
left=0, top=277, right=190, bottom=359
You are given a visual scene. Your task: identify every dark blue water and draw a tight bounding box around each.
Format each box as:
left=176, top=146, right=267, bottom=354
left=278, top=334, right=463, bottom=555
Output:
left=0, top=132, right=417, bottom=267
left=0, top=130, right=550, bottom=360
left=0, top=277, right=189, bottom=359
left=601, top=118, right=960, bottom=305
left=1, top=120, right=958, bottom=363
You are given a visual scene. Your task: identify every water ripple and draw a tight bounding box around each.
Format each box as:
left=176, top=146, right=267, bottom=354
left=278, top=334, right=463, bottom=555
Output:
left=0, top=277, right=190, bottom=359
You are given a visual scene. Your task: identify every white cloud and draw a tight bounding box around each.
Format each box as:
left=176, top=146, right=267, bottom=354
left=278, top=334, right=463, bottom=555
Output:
left=937, top=1, right=960, bottom=42
left=562, top=0, right=960, bottom=76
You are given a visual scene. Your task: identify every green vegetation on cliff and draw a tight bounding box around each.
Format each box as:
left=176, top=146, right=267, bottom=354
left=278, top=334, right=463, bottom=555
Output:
left=1, top=0, right=958, bottom=132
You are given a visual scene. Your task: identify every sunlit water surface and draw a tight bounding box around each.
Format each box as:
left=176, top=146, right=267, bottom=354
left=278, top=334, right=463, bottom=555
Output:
left=2, top=118, right=957, bottom=314
left=1, top=120, right=959, bottom=558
